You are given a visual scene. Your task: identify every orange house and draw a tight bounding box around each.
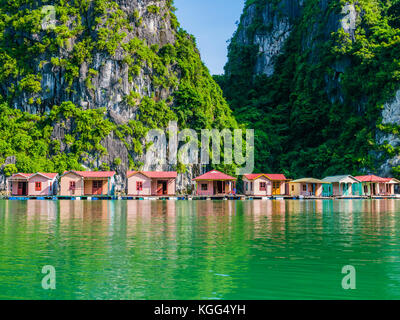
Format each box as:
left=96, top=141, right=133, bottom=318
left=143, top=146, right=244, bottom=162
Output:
left=7, top=172, right=58, bottom=196
left=127, top=171, right=177, bottom=196
left=193, top=170, right=236, bottom=196
left=243, top=173, right=289, bottom=196
left=59, top=171, right=116, bottom=196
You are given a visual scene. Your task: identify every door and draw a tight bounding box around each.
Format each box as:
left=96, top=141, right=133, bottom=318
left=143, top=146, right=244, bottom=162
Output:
left=272, top=182, right=280, bottom=195
left=215, top=181, right=224, bottom=195
left=18, top=182, right=27, bottom=196
left=157, top=181, right=167, bottom=195
left=92, top=180, right=103, bottom=195
left=343, top=183, right=348, bottom=196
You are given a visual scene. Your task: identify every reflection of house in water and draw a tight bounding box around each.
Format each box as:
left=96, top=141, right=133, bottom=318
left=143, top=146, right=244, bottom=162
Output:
left=59, top=200, right=110, bottom=221
left=126, top=200, right=176, bottom=219
left=59, top=200, right=84, bottom=219
left=195, top=200, right=233, bottom=217
left=25, top=200, right=58, bottom=219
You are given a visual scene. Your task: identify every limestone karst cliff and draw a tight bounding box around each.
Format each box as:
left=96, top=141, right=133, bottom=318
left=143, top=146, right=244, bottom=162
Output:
left=0, top=0, right=238, bottom=191
left=217, top=0, right=400, bottom=178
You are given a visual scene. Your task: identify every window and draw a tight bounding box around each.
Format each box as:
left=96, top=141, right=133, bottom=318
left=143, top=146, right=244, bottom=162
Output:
left=250, top=182, right=253, bottom=191
left=260, top=182, right=266, bottom=191
left=69, top=181, right=76, bottom=190
left=245, top=182, right=248, bottom=191
left=303, top=184, right=307, bottom=191
left=136, top=181, right=143, bottom=191
left=35, top=182, right=42, bottom=191
left=93, top=180, right=102, bottom=189
left=292, top=185, right=294, bottom=191
left=201, top=184, right=208, bottom=191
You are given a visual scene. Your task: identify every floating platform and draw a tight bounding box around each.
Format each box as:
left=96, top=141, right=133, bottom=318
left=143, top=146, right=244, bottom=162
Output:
left=2, top=194, right=400, bottom=201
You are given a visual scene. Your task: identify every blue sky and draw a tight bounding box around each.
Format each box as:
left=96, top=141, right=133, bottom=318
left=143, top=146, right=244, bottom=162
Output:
left=174, top=0, right=245, bottom=75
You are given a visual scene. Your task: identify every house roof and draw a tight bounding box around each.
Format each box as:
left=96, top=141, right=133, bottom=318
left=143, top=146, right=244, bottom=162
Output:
left=9, top=173, right=34, bottom=180
left=354, top=175, right=387, bottom=183
left=9, top=172, right=57, bottom=180
left=290, top=178, right=330, bottom=184
left=382, top=177, right=400, bottom=183
left=127, top=171, right=177, bottom=179
left=322, top=175, right=360, bottom=183
left=30, top=172, right=58, bottom=180
left=244, top=173, right=288, bottom=181
left=193, top=170, right=236, bottom=181
left=63, top=171, right=116, bottom=178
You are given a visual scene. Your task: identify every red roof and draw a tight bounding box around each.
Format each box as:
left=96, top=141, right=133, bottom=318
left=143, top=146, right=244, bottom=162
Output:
left=127, top=171, right=177, bottom=179
left=10, top=173, right=57, bottom=180
left=65, top=171, right=115, bottom=178
left=354, top=175, right=387, bottom=182
left=267, top=174, right=287, bottom=180
left=193, top=170, right=236, bottom=181
left=31, top=172, right=58, bottom=179
left=10, top=173, right=34, bottom=179
left=244, top=173, right=287, bottom=181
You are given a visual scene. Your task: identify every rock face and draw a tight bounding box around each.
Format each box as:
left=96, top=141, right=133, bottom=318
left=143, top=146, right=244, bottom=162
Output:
left=229, top=0, right=358, bottom=78
left=0, top=0, right=238, bottom=192
left=378, top=91, right=400, bottom=176
left=7, top=0, right=175, bottom=115
left=222, top=0, right=400, bottom=177
left=232, top=0, right=304, bottom=77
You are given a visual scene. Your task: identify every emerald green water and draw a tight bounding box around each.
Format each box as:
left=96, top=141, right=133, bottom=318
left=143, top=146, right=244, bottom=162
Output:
left=0, top=199, right=400, bottom=299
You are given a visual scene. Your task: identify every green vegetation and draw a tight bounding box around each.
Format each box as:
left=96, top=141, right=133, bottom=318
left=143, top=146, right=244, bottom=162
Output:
left=218, top=0, right=400, bottom=178
left=0, top=0, right=238, bottom=176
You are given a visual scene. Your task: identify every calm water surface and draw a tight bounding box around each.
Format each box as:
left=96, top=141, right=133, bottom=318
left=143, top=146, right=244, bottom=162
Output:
left=0, top=199, right=400, bottom=299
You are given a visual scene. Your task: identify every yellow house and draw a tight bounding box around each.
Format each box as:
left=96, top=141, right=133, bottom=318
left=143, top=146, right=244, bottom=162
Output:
left=289, top=178, right=330, bottom=197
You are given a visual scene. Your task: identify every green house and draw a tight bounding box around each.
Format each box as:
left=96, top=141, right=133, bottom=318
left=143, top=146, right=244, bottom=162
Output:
left=322, top=175, right=362, bottom=196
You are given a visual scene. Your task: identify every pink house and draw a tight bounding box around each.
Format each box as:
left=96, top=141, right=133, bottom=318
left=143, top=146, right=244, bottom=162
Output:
left=193, top=170, right=236, bottom=196
left=355, top=175, right=390, bottom=196
left=127, top=171, right=177, bottom=196
left=243, top=173, right=289, bottom=196
left=382, top=178, right=400, bottom=195
left=59, top=171, right=116, bottom=196
left=7, top=172, right=58, bottom=196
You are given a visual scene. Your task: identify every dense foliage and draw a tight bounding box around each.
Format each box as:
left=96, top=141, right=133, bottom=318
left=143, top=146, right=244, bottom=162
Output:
left=217, top=0, right=400, bottom=178
left=0, top=0, right=238, bottom=176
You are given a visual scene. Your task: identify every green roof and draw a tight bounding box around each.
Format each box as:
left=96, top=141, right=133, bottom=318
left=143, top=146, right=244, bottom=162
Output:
left=322, top=175, right=360, bottom=183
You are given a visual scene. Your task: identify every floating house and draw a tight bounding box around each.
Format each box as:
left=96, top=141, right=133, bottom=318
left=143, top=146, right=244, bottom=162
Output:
left=126, top=171, right=177, bottom=196
left=322, top=175, right=362, bottom=197
left=289, top=178, right=330, bottom=197
left=7, top=172, right=58, bottom=196
left=243, top=173, right=289, bottom=196
left=59, top=171, right=116, bottom=196
left=382, top=178, right=400, bottom=195
left=354, top=175, right=388, bottom=196
left=193, top=170, right=236, bottom=196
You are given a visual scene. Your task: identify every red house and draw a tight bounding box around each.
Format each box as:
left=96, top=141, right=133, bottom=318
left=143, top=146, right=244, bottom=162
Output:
left=127, top=171, right=177, bottom=196
left=193, top=170, right=236, bottom=196
left=243, top=173, right=289, bottom=196
left=7, top=172, right=58, bottom=196
left=59, top=171, right=116, bottom=196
